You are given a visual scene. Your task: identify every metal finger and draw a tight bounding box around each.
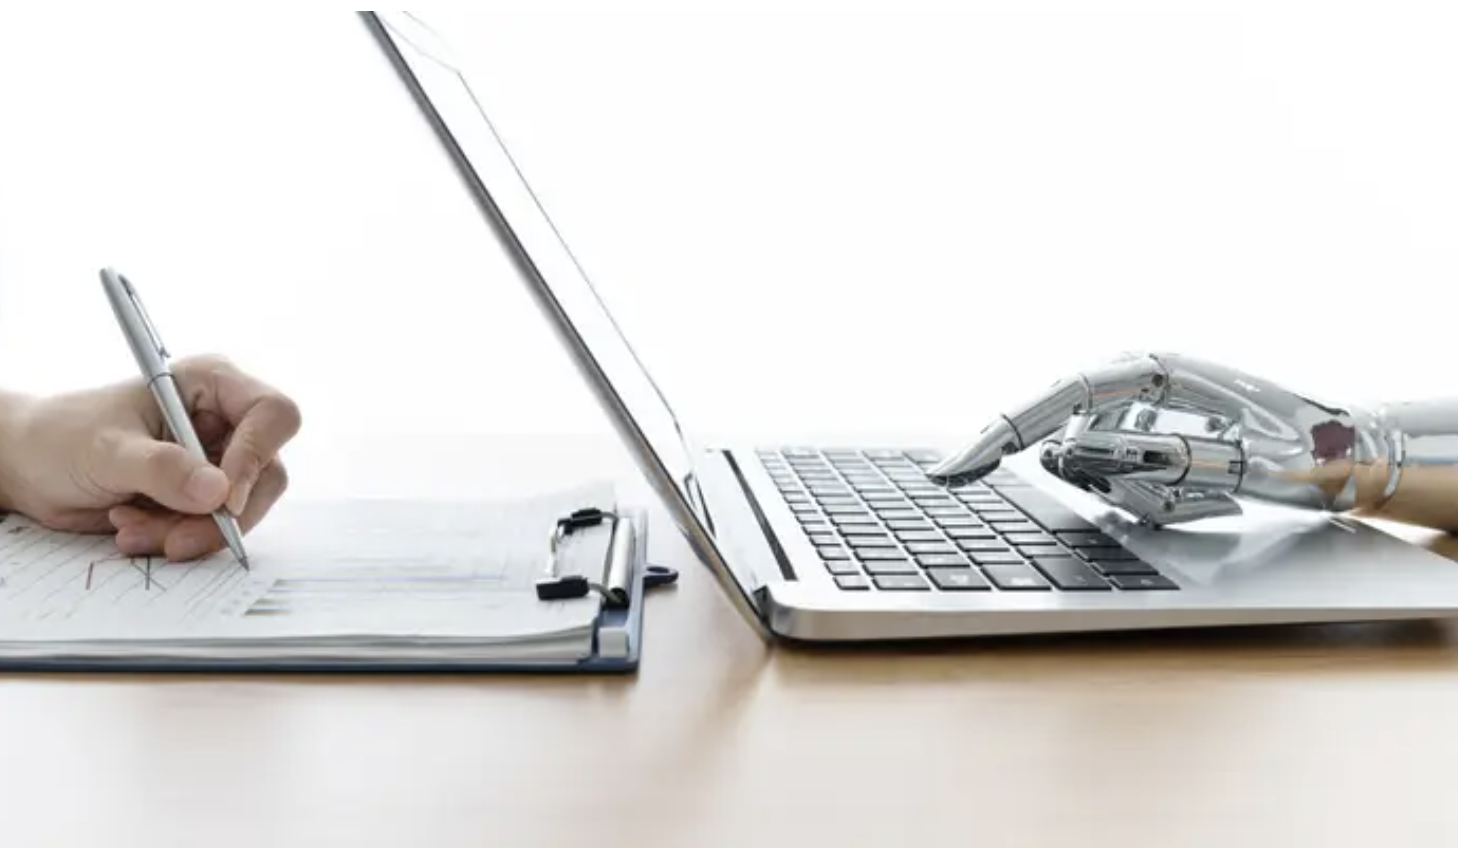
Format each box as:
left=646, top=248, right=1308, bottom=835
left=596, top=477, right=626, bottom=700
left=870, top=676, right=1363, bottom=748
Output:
left=1099, top=479, right=1244, bottom=526
left=1038, top=414, right=1109, bottom=493
left=1089, top=478, right=1176, bottom=525
left=1006, top=354, right=1169, bottom=444
left=1146, top=352, right=1352, bottom=431
left=1056, top=429, right=1245, bottom=492
left=1150, top=488, right=1244, bottom=525
left=927, top=354, right=1167, bottom=483
left=1080, top=403, right=1233, bottom=439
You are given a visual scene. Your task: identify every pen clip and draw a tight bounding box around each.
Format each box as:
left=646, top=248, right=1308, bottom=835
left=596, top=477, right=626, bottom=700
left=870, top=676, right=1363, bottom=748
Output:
left=119, top=273, right=169, bottom=359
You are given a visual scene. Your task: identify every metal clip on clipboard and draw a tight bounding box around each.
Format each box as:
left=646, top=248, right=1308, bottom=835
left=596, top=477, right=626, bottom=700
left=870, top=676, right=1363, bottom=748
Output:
left=536, top=506, right=679, bottom=608
left=536, top=507, right=663, bottom=608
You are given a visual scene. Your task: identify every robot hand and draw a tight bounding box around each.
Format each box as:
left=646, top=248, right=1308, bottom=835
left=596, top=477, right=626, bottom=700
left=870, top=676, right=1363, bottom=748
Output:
left=925, top=352, right=1458, bottom=528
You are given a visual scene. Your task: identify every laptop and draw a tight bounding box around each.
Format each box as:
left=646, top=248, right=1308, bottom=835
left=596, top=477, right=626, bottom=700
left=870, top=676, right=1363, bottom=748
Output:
left=361, top=11, right=1458, bottom=642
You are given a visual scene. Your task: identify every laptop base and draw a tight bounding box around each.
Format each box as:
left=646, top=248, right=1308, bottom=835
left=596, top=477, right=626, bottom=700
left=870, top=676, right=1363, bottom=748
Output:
left=697, top=444, right=1458, bottom=643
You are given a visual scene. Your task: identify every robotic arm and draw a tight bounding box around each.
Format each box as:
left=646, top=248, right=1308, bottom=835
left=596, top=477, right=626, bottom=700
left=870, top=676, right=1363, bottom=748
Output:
left=926, top=352, right=1458, bottom=532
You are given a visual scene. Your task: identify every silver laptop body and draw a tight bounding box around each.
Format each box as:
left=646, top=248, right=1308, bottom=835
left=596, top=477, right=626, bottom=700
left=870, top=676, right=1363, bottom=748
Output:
left=363, top=11, right=1458, bottom=642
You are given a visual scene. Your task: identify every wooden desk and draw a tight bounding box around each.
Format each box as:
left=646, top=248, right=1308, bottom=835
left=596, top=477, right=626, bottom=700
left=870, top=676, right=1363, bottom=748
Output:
left=4, top=436, right=1458, bottom=848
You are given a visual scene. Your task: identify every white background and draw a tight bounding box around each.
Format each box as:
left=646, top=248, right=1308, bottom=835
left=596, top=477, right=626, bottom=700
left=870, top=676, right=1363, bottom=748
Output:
left=0, top=4, right=1454, bottom=491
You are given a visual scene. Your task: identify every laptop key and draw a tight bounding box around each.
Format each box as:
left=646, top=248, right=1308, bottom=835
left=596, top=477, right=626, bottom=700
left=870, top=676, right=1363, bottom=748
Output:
left=872, top=574, right=930, bottom=590
left=989, top=520, right=1043, bottom=534
left=817, top=545, right=850, bottom=559
left=982, top=564, right=1051, bottom=590
left=1109, top=574, right=1179, bottom=590
left=886, top=519, right=935, bottom=531
left=970, top=550, right=1025, bottom=565
left=856, top=549, right=910, bottom=561
left=943, top=527, right=996, bottom=540
left=831, top=514, right=879, bottom=525
left=840, top=525, right=890, bottom=537
left=807, top=533, right=838, bottom=546
left=1079, top=547, right=1139, bottom=561
left=994, top=486, right=1098, bottom=533
left=917, top=553, right=972, bottom=568
left=1018, top=544, right=1073, bottom=559
left=847, top=536, right=898, bottom=548
left=1031, top=557, right=1112, bottom=591
left=905, top=542, right=957, bottom=555
left=823, top=504, right=870, bottom=514
left=968, top=503, right=1016, bottom=515
left=823, top=559, right=862, bottom=576
left=1091, top=559, right=1158, bottom=576
left=1003, top=531, right=1057, bottom=546
left=863, top=449, right=905, bottom=460
left=870, top=501, right=916, bottom=513
left=957, top=500, right=999, bottom=510
left=896, top=531, right=946, bottom=543
left=834, top=574, right=871, bottom=590
left=934, top=516, right=983, bottom=527
left=926, top=568, right=991, bottom=590
left=864, top=560, right=921, bottom=576
left=924, top=507, right=971, bottom=518
left=958, top=539, right=1011, bottom=552
left=1059, top=531, right=1120, bottom=548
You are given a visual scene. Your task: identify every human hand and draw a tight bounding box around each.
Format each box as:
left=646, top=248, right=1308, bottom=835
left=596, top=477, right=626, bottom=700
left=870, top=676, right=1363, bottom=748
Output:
left=925, top=352, right=1451, bottom=528
left=0, top=354, right=301, bottom=559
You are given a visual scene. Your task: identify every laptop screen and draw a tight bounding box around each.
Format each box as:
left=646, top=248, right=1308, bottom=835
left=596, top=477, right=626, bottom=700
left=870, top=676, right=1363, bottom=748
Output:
left=361, top=15, right=723, bottom=551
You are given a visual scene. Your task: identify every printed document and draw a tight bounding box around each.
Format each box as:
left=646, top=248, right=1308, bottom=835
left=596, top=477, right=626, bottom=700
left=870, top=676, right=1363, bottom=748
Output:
left=0, top=481, right=621, bottom=664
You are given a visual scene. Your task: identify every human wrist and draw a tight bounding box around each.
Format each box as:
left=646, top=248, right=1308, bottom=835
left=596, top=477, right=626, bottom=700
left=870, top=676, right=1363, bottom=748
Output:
left=0, top=390, right=39, bottom=513
left=1360, top=397, right=1458, bottom=531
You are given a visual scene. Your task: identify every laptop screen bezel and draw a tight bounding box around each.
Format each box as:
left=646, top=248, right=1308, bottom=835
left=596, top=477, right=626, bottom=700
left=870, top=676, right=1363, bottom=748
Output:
left=359, top=11, right=770, bottom=635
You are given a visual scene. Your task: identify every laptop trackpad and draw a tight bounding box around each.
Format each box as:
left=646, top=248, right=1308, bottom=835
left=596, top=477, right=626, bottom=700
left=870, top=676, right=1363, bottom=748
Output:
left=1099, top=499, right=1445, bottom=593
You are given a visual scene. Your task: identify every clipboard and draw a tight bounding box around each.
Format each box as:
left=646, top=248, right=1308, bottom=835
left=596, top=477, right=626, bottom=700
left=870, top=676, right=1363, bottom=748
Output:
left=0, top=498, right=675, bottom=675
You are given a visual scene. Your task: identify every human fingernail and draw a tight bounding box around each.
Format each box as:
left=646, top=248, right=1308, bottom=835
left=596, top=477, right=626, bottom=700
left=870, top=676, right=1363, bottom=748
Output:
left=227, top=479, right=253, bottom=517
left=185, top=467, right=229, bottom=508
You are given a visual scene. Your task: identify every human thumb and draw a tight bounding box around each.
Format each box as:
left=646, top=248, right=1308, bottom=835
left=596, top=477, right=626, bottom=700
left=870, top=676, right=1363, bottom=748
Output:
left=101, top=435, right=232, bottom=514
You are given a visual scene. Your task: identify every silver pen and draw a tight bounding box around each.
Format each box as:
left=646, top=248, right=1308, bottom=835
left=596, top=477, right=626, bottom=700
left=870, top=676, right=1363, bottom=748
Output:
left=99, top=267, right=249, bottom=569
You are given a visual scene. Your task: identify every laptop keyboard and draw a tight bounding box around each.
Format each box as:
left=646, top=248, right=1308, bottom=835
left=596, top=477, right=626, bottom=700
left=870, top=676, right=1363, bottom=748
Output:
left=757, top=448, right=1178, bottom=593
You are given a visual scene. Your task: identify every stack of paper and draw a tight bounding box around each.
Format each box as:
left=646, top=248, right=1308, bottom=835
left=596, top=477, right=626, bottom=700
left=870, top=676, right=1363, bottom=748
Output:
left=0, top=481, right=622, bottom=668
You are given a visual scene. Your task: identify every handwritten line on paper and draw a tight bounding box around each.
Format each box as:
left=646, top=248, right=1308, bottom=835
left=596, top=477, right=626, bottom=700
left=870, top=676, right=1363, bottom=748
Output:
left=85, top=555, right=169, bottom=592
